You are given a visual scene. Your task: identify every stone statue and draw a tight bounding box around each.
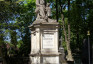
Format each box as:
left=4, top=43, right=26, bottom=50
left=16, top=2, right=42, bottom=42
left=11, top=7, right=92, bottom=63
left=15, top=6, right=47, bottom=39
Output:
left=35, top=0, right=56, bottom=23
left=35, top=0, right=46, bottom=20
left=46, top=3, right=51, bottom=17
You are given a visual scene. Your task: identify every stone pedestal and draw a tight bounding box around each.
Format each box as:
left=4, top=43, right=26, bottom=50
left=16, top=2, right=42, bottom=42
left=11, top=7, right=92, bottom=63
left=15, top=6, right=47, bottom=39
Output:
left=29, top=22, right=60, bottom=64
left=59, top=47, right=67, bottom=64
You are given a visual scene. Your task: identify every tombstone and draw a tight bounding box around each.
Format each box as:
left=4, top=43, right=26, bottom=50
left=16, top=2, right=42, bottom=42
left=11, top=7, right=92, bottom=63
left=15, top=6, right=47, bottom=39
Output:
left=82, top=39, right=88, bottom=64
left=28, top=0, right=62, bottom=64
left=29, top=23, right=60, bottom=64
left=82, top=38, right=93, bottom=64
left=59, top=36, right=67, bottom=63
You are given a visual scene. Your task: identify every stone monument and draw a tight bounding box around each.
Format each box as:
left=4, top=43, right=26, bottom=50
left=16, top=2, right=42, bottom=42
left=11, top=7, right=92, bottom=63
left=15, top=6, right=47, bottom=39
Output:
left=29, top=0, right=61, bottom=64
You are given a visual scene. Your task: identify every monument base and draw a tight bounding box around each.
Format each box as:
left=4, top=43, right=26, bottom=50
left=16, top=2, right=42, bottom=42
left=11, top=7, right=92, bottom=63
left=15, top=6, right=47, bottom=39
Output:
left=29, top=22, right=60, bottom=64
left=30, top=54, right=59, bottom=64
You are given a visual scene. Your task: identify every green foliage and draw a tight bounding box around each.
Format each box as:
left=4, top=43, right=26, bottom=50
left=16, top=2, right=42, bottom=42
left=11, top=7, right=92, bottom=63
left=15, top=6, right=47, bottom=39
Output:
left=57, top=0, right=93, bottom=54
left=62, top=41, right=67, bottom=51
left=0, top=0, right=35, bottom=58
left=0, top=0, right=93, bottom=62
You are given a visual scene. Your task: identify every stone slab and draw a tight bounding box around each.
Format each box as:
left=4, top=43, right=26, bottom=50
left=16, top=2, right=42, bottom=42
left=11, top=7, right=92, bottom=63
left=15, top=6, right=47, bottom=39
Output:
left=42, top=33, right=54, bottom=49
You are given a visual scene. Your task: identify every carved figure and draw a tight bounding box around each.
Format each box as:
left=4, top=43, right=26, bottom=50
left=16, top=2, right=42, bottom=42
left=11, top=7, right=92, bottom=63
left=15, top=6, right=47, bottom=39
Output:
left=35, top=0, right=56, bottom=23
left=35, top=0, right=46, bottom=20
left=46, top=3, right=51, bottom=17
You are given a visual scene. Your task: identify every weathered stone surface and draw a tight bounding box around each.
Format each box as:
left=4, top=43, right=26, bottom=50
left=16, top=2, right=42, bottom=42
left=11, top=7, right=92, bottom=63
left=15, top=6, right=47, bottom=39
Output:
left=42, top=33, right=54, bottom=48
left=35, top=0, right=46, bottom=20
left=29, top=23, right=61, bottom=64
left=29, top=0, right=66, bottom=64
left=35, top=0, right=57, bottom=23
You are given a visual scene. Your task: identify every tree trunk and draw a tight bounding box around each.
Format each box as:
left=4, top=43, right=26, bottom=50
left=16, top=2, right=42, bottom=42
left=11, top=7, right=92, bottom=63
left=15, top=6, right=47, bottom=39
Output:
left=66, top=24, right=74, bottom=61
left=61, top=14, right=74, bottom=61
left=65, top=0, right=74, bottom=61
left=56, top=0, right=58, bottom=22
left=62, top=14, right=67, bottom=41
left=59, top=0, right=74, bottom=61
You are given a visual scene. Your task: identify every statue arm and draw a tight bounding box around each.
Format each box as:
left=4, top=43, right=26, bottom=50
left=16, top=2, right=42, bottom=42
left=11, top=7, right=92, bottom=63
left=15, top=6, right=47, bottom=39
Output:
left=35, top=8, right=39, bottom=13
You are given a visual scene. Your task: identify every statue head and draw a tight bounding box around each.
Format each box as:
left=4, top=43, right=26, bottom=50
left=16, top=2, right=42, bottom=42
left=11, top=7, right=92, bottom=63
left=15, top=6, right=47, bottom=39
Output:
left=46, top=3, right=50, bottom=7
left=40, top=0, right=45, bottom=5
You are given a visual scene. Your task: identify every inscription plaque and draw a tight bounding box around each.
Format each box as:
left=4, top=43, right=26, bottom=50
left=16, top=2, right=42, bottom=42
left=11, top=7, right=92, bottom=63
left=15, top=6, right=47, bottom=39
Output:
left=43, top=34, right=54, bottom=48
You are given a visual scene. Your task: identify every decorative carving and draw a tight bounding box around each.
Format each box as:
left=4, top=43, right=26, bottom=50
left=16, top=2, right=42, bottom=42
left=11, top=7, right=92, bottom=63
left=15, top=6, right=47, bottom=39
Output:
left=46, top=3, right=51, bottom=17
left=35, top=0, right=56, bottom=22
left=35, top=0, right=46, bottom=20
